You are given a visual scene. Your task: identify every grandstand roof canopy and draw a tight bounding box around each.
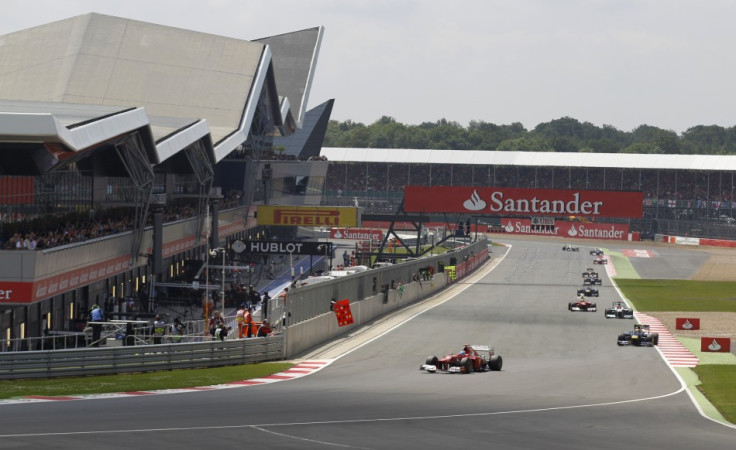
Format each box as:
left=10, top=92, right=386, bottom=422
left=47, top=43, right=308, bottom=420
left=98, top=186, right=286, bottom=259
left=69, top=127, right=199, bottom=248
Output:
left=321, top=148, right=736, bottom=171
left=0, top=13, right=324, bottom=175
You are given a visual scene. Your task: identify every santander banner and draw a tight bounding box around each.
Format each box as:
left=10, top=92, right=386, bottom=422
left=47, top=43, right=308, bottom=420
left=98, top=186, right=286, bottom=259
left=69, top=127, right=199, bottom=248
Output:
left=404, top=186, right=643, bottom=218
left=330, top=228, right=384, bottom=241
left=500, top=218, right=629, bottom=240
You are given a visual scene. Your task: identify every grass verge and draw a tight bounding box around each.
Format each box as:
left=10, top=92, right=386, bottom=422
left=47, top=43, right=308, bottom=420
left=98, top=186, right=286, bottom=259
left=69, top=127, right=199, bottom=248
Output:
left=615, top=279, right=736, bottom=312
left=0, top=362, right=292, bottom=400
left=692, top=365, right=736, bottom=423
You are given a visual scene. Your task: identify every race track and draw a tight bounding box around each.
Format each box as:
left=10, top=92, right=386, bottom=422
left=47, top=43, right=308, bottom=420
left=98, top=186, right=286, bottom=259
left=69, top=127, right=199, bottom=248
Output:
left=1, top=240, right=735, bottom=449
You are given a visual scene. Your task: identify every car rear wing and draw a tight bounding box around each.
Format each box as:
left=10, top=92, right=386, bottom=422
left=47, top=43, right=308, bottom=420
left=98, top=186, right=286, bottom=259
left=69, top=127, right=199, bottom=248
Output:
left=470, top=345, right=492, bottom=353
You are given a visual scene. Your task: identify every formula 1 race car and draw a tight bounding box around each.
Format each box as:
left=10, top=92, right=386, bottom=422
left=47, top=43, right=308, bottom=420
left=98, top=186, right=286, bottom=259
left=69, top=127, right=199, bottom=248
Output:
left=582, top=268, right=599, bottom=278
left=420, top=344, right=502, bottom=374
left=577, top=285, right=599, bottom=297
left=593, top=257, right=608, bottom=265
left=617, top=324, right=659, bottom=346
left=562, top=244, right=580, bottom=252
left=569, top=297, right=597, bottom=312
left=605, top=301, right=634, bottom=319
left=590, top=248, right=604, bottom=256
left=584, top=276, right=602, bottom=286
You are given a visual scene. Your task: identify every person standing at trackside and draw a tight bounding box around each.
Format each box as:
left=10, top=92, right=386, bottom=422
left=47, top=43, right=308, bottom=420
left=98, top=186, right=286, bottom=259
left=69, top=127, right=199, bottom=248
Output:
left=244, top=306, right=254, bottom=337
left=169, top=317, right=184, bottom=343
left=153, top=315, right=166, bottom=344
left=343, top=250, right=349, bottom=267
left=89, top=304, right=104, bottom=347
left=236, top=303, right=247, bottom=338
left=209, top=310, right=228, bottom=341
left=257, top=319, right=273, bottom=337
left=261, top=291, right=271, bottom=320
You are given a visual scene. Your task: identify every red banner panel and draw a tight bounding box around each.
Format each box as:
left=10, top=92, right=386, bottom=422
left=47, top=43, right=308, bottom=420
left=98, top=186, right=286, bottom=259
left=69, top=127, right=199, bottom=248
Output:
left=701, top=337, right=731, bottom=352
left=676, top=318, right=701, bottom=330
left=330, top=228, right=383, bottom=241
left=333, top=299, right=354, bottom=327
left=500, top=218, right=629, bottom=240
left=404, top=186, right=643, bottom=218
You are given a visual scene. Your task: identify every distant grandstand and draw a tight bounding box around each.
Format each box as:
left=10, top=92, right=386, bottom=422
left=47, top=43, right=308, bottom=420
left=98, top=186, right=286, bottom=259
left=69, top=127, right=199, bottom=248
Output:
left=320, top=148, right=736, bottom=240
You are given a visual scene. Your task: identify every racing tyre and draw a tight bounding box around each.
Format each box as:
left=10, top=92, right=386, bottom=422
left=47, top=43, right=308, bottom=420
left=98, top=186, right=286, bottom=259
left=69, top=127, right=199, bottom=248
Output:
left=568, top=302, right=573, bottom=311
left=488, top=354, right=503, bottom=371
left=651, top=333, right=659, bottom=346
left=617, top=334, right=627, bottom=346
left=460, top=357, right=472, bottom=373
left=604, top=308, right=612, bottom=318
left=426, top=356, right=438, bottom=366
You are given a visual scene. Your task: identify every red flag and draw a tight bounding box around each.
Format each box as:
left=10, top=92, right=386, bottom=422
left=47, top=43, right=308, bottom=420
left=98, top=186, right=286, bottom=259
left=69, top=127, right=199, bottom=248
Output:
left=333, top=299, right=354, bottom=327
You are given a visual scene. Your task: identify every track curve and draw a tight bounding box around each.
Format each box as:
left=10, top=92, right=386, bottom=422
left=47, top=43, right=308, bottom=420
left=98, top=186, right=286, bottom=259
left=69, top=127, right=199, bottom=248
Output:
left=1, top=240, right=734, bottom=449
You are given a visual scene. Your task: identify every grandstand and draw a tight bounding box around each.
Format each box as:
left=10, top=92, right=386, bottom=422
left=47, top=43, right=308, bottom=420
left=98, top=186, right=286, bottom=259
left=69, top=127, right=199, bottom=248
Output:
left=0, top=13, right=331, bottom=344
left=320, top=148, right=736, bottom=240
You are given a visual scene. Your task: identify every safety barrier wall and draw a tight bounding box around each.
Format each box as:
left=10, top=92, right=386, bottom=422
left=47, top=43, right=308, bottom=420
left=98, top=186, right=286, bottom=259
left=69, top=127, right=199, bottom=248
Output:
left=283, top=240, right=490, bottom=358
left=282, top=240, right=489, bottom=325
left=0, top=335, right=283, bottom=380
left=662, top=235, right=736, bottom=248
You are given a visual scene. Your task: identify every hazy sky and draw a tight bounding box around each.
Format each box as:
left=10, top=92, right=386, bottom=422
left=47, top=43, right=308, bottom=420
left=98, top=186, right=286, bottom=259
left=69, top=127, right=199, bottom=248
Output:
left=2, top=0, right=735, bottom=134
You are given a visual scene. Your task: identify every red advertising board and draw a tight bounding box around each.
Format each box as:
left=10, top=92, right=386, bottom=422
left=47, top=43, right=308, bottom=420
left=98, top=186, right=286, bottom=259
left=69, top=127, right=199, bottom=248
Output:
left=404, top=186, right=643, bottom=218
left=700, top=337, right=731, bottom=353
left=675, top=318, right=701, bottom=330
left=500, top=218, right=629, bottom=240
left=330, top=228, right=383, bottom=241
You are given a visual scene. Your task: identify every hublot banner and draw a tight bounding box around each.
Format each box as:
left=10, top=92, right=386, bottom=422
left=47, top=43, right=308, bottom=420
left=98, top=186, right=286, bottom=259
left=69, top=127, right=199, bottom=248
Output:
left=240, top=240, right=332, bottom=255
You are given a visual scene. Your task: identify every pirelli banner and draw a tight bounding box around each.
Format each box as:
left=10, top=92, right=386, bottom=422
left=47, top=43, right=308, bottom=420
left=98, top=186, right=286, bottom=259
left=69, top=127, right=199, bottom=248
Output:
left=257, top=206, right=359, bottom=227
left=404, top=186, right=643, bottom=218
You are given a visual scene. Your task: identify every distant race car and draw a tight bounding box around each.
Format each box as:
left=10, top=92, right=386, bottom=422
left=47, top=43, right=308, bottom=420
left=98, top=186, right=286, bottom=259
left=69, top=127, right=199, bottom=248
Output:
left=605, top=301, right=634, bottom=319
left=420, top=344, right=502, bottom=374
left=569, top=297, right=597, bottom=312
left=577, top=285, right=599, bottom=297
left=562, top=244, right=580, bottom=252
left=617, top=324, right=658, bottom=346
left=584, top=276, right=602, bottom=286
left=593, top=257, right=608, bottom=265
left=582, top=268, right=599, bottom=278
left=590, top=248, right=604, bottom=256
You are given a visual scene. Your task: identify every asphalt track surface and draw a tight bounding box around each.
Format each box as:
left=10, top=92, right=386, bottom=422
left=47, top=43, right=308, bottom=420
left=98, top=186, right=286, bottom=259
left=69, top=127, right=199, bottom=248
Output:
left=1, top=240, right=735, bottom=449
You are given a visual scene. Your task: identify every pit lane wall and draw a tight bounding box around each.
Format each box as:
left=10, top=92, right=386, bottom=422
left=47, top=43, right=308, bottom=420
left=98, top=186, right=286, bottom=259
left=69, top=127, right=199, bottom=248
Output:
left=283, top=240, right=489, bottom=358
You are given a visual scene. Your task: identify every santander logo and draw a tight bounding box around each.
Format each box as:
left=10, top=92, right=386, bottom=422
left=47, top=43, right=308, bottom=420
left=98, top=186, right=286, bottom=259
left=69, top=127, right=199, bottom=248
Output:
left=334, top=229, right=344, bottom=239
left=504, top=222, right=514, bottom=233
left=463, top=190, right=487, bottom=211
left=682, top=320, right=693, bottom=330
left=567, top=226, right=578, bottom=237
left=708, top=339, right=722, bottom=351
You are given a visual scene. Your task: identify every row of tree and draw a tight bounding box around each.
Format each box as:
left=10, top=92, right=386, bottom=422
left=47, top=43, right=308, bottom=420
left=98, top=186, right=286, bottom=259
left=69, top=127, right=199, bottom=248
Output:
left=323, top=116, right=736, bottom=155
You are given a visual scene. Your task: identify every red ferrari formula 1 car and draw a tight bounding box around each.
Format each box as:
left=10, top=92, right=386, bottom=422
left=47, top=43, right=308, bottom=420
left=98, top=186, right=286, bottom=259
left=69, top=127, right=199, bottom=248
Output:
left=420, top=344, right=502, bottom=374
left=569, top=296, right=597, bottom=312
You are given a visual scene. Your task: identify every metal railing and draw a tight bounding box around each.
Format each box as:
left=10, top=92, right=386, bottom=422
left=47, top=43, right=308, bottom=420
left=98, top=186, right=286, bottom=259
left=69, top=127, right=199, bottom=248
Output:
left=0, top=335, right=284, bottom=380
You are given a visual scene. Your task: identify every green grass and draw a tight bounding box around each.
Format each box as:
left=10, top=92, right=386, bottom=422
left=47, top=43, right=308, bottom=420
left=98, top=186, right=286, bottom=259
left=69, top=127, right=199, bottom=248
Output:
left=612, top=277, right=736, bottom=424
left=614, top=279, right=736, bottom=312
left=692, top=365, right=736, bottom=423
left=0, top=362, right=292, bottom=400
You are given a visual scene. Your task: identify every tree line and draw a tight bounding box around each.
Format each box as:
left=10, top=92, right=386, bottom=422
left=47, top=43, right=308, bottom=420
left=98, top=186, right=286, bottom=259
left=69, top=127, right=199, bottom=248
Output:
left=323, top=116, right=736, bottom=155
